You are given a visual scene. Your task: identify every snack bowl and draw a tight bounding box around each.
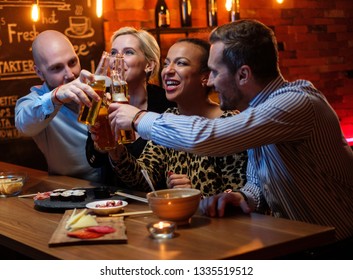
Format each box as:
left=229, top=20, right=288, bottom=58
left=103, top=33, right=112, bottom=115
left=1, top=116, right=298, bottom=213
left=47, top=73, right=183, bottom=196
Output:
left=146, top=188, right=201, bottom=225
left=86, top=199, right=128, bottom=215
left=0, top=172, right=27, bottom=197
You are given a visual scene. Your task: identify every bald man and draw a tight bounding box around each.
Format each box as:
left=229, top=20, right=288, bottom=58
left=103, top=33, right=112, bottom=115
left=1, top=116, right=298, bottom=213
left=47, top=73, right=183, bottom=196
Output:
left=15, top=30, right=101, bottom=181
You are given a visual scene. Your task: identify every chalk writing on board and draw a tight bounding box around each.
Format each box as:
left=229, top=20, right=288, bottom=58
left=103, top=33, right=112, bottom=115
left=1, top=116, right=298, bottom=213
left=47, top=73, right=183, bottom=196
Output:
left=0, top=95, right=20, bottom=139
left=65, top=16, right=95, bottom=39
left=0, top=0, right=104, bottom=142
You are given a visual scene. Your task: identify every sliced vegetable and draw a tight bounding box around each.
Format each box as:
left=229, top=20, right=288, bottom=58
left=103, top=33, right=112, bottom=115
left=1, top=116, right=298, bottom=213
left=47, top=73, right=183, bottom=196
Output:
left=67, top=229, right=104, bottom=239
left=86, top=226, right=116, bottom=234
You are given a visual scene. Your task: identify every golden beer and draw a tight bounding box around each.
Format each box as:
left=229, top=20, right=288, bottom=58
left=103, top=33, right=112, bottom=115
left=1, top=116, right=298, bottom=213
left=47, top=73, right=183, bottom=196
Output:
left=112, top=81, right=136, bottom=145
left=77, top=76, right=106, bottom=125
left=95, top=106, right=116, bottom=151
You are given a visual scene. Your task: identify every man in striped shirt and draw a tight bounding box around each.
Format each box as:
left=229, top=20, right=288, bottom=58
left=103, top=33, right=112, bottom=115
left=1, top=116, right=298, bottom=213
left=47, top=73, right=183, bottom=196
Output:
left=109, top=20, right=353, bottom=257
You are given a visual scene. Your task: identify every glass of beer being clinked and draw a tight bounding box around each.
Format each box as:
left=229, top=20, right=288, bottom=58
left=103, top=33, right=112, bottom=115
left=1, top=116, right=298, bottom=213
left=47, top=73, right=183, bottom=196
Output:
left=77, top=51, right=110, bottom=126
left=111, top=55, right=136, bottom=145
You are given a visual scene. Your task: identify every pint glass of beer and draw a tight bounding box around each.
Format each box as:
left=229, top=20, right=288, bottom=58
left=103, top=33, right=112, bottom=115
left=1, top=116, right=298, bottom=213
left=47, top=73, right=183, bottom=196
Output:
left=77, top=76, right=106, bottom=125
left=94, top=101, right=117, bottom=151
left=77, top=51, right=110, bottom=126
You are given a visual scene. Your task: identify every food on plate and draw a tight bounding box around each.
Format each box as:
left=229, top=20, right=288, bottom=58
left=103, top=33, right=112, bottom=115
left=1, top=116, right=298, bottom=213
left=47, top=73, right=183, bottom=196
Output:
left=33, top=191, right=52, bottom=200
left=71, top=191, right=86, bottom=202
left=0, top=172, right=26, bottom=196
left=69, top=214, right=98, bottom=230
left=86, top=200, right=128, bottom=215
left=53, top=188, right=67, bottom=193
left=65, top=210, right=116, bottom=239
left=60, top=191, right=72, bottom=201
left=49, top=192, right=61, bottom=201
left=60, top=190, right=86, bottom=201
left=66, top=208, right=87, bottom=229
left=86, top=226, right=116, bottom=234
left=95, top=200, right=123, bottom=208
left=65, top=208, right=98, bottom=231
left=0, top=179, right=23, bottom=195
left=34, top=189, right=87, bottom=202
left=67, top=225, right=116, bottom=239
left=67, top=229, right=104, bottom=239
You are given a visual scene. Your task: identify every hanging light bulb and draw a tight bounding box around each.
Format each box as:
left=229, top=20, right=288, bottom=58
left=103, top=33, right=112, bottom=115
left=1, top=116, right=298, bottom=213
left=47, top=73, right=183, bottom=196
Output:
left=225, top=0, right=240, bottom=22
left=31, top=0, right=40, bottom=22
left=276, top=0, right=284, bottom=3
left=225, top=0, right=232, bottom=12
left=96, top=0, right=103, bottom=18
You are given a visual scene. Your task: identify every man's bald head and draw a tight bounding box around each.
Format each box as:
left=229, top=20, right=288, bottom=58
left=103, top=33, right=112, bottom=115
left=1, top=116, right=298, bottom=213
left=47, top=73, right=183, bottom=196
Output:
left=32, top=30, right=76, bottom=66
left=32, top=30, right=81, bottom=89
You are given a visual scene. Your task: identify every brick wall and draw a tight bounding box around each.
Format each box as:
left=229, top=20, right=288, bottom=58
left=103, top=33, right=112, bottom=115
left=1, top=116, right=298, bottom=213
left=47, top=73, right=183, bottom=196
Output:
left=103, top=0, right=353, bottom=140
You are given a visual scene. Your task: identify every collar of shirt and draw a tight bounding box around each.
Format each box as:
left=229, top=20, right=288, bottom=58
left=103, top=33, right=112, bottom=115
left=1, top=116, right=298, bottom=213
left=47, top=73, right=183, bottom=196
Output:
left=249, top=75, right=286, bottom=108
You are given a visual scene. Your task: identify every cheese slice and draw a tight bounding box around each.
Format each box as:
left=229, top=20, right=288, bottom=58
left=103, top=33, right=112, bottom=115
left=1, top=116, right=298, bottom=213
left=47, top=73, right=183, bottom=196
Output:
left=65, top=208, right=87, bottom=230
left=69, top=214, right=98, bottom=230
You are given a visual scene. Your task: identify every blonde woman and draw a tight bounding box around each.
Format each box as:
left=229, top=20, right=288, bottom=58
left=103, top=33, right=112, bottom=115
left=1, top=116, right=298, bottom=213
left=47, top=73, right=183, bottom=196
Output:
left=86, top=27, right=175, bottom=187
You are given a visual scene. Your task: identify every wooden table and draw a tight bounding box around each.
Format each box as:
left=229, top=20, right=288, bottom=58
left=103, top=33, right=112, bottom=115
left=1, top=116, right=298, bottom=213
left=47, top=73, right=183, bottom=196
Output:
left=0, top=161, right=335, bottom=260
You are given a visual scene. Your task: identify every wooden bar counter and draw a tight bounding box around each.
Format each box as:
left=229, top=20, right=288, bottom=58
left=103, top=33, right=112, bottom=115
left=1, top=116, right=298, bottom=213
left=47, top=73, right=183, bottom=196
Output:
left=0, top=161, right=335, bottom=260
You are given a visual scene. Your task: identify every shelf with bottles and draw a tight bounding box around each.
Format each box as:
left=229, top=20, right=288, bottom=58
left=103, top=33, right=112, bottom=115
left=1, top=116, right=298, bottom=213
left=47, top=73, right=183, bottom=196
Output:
left=147, top=27, right=214, bottom=46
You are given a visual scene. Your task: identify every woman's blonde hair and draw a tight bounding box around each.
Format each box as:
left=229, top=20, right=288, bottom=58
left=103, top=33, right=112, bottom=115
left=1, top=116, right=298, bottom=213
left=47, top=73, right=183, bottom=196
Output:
left=111, top=27, right=160, bottom=82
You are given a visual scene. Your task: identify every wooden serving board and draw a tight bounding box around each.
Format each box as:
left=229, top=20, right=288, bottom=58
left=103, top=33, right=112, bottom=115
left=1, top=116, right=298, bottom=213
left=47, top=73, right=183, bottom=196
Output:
left=48, top=210, right=127, bottom=247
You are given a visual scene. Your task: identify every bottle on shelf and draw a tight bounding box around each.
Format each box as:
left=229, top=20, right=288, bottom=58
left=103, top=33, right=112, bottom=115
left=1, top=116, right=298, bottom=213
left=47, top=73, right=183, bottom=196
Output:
left=111, top=55, right=136, bottom=145
left=155, top=0, right=170, bottom=28
left=179, top=0, right=192, bottom=27
left=206, top=0, right=218, bottom=27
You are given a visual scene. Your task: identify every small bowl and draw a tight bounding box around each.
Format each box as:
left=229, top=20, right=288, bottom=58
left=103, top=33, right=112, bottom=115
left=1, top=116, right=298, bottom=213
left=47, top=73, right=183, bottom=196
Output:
left=86, top=199, right=128, bottom=215
left=0, top=172, right=27, bottom=197
left=146, top=188, right=201, bottom=225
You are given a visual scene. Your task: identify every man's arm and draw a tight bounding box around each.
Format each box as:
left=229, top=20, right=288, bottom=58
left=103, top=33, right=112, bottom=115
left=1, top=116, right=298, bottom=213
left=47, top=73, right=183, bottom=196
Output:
left=15, top=88, right=61, bottom=136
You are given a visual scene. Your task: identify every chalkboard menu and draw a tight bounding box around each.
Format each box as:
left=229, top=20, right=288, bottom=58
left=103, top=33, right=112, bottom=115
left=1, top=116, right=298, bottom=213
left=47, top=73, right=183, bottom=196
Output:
left=0, top=0, right=105, bottom=170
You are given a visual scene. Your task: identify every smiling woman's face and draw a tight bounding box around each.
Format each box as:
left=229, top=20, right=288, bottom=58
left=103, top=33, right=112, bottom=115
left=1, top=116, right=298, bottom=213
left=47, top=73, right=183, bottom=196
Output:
left=110, top=34, right=149, bottom=85
left=161, top=41, right=207, bottom=103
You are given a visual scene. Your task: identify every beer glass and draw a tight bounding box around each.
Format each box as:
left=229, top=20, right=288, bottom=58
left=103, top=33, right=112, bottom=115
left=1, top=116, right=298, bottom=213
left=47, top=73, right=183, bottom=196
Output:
left=111, top=55, right=136, bottom=145
left=78, top=51, right=110, bottom=125
left=94, top=102, right=117, bottom=151
left=93, top=54, right=123, bottom=150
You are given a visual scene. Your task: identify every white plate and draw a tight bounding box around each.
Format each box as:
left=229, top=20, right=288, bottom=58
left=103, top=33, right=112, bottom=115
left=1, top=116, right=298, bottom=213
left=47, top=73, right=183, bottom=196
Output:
left=86, top=200, right=128, bottom=215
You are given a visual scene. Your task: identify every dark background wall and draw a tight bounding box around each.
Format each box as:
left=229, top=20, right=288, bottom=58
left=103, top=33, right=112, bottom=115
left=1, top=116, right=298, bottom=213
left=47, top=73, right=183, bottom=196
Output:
left=0, top=0, right=105, bottom=170
left=1, top=0, right=352, bottom=172
left=105, top=0, right=353, bottom=142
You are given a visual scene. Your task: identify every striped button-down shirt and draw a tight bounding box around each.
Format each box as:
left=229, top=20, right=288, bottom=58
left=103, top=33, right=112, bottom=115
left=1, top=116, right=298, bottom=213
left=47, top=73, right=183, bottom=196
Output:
left=139, top=76, right=353, bottom=241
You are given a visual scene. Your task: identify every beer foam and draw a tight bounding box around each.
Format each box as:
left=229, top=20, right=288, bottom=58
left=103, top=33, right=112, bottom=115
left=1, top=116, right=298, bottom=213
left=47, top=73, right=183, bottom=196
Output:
left=94, top=75, right=111, bottom=86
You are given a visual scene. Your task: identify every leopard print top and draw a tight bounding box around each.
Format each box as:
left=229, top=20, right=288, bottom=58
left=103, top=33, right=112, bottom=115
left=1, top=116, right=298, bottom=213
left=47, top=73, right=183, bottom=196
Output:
left=112, top=108, right=248, bottom=197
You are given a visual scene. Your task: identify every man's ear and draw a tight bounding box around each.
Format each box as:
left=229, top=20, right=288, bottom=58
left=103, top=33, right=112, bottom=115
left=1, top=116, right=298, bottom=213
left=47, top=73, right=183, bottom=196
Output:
left=34, top=65, right=45, bottom=81
left=237, top=65, right=251, bottom=86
